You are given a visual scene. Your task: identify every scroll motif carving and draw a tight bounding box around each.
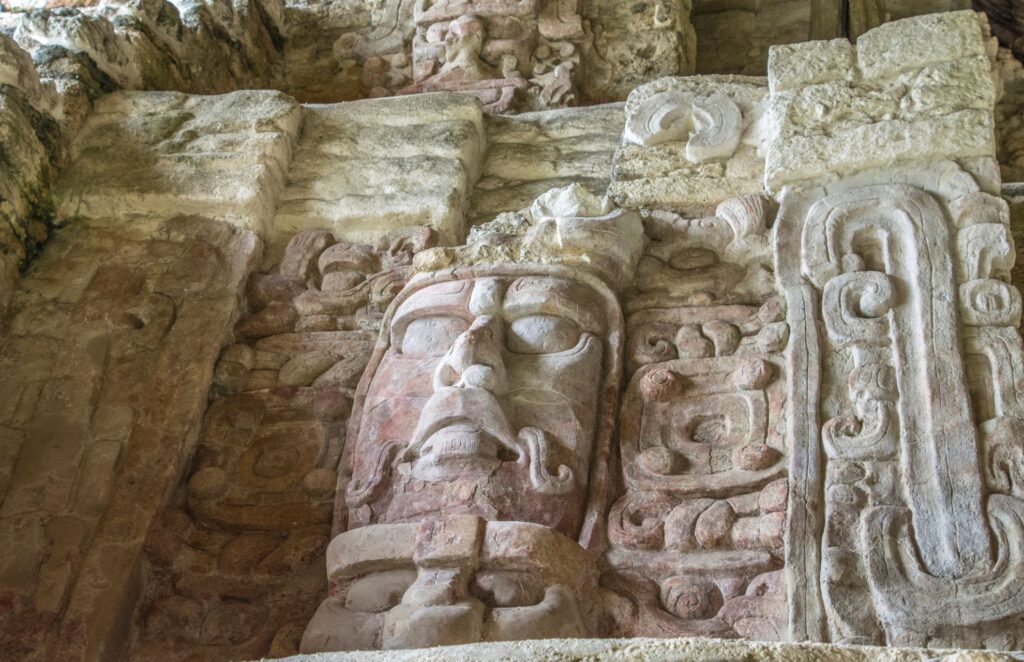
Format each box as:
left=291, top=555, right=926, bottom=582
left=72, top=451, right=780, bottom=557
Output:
left=623, top=90, right=743, bottom=162
left=779, top=177, right=1024, bottom=649
left=604, top=193, right=788, bottom=642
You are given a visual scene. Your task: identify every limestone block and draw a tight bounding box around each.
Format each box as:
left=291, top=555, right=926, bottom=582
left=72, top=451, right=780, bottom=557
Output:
left=855, top=9, right=988, bottom=78
left=272, top=93, right=484, bottom=247
left=609, top=76, right=767, bottom=214
left=54, top=90, right=302, bottom=236
left=468, top=102, right=623, bottom=226
left=765, top=11, right=998, bottom=191
left=767, top=39, right=854, bottom=93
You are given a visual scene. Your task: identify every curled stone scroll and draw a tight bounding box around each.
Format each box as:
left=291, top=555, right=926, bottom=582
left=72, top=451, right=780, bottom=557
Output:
left=779, top=177, right=1024, bottom=649
left=623, top=90, right=743, bottom=162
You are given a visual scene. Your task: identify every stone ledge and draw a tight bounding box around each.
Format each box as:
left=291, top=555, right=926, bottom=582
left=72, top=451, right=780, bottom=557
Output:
left=272, top=637, right=1023, bottom=661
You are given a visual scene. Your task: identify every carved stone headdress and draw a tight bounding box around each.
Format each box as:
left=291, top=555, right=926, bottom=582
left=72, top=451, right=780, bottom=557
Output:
left=414, top=184, right=645, bottom=292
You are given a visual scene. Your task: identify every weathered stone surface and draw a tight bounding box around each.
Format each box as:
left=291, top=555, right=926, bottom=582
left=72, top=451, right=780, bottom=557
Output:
left=605, top=194, right=786, bottom=641
left=581, top=0, right=696, bottom=103
left=0, top=32, right=60, bottom=312
left=766, top=11, right=998, bottom=191
left=468, top=102, right=623, bottom=227
left=0, top=216, right=258, bottom=661
left=610, top=75, right=767, bottom=214
left=7, top=0, right=284, bottom=94
left=55, top=90, right=301, bottom=235
left=272, top=94, right=484, bottom=247
left=279, top=636, right=1022, bottom=661
left=2, top=6, right=1024, bottom=662
left=125, top=225, right=430, bottom=661
left=301, top=185, right=642, bottom=652
left=847, top=0, right=972, bottom=40
left=976, top=0, right=1024, bottom=62
left=767, top=18, right=1024, bottom=645
left=692, top=0, right=842, bottom=76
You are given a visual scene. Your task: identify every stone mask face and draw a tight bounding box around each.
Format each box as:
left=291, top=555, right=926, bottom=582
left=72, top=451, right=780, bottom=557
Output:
left=344, top=272, right=612, bottom=537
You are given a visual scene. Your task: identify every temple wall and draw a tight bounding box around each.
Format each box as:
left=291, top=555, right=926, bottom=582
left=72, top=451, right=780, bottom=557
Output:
left=1, top=3, right=1024, bottom=662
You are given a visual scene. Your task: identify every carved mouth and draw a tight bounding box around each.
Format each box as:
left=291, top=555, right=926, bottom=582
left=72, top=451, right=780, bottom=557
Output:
left=420, top=423, right=501, bottom=462
left=405, top=388, right=519, bottom=481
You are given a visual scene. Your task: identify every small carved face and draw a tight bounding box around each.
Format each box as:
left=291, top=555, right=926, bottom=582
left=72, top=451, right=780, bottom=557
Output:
left=345, top=274, right=610, bottom=536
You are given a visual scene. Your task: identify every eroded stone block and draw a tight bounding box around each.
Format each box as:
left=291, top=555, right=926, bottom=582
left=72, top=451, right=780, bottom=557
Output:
left=610, top=76, right=767, bottom=214
left=55, top=90, right=302, bottom=236
left=766, top=10, right=998, bottom=191
left=272, top=94, right=484, bottom=247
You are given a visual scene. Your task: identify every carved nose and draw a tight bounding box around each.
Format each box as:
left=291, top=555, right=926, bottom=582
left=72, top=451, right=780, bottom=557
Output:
left=434, top=316, right=507, bottom=394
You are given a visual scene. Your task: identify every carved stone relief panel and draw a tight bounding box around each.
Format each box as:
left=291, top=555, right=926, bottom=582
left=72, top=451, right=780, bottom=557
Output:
left=777, top=167, right=1024, bottom=649
left=401, top=0, right=591, bottom=112
left=302, top=185, right=643, bottom=653
left=303, top=516, right=600, bottom=651
left=602, top=193, right=789, bottom=642
left=129, top=226, right=434, bottom=660
left=339, top=270, right=619, bottom=537
left=609, top=76, right=768, bottom=215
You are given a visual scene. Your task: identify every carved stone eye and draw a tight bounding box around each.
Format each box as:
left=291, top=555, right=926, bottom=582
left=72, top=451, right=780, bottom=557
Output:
left=400, top=316, right=469, bottom=356
left=505, top=315, right=580, bottom=354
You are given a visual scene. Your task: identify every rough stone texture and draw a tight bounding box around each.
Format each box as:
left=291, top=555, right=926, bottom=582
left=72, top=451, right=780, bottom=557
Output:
left=55, top=90, right=302, bottom=237
left=3, top=6, right=1024, bottom=662
left=609, top=75, right=767, bottom=214
left=770, top=13, right=1024, bottom=651
left=281, top=637, right=1022, bottom=661
left=580, top=0, right=696, bottom=103
left=765, top=11, right=999, bottom=192
left=272, top=94, right=483, bottom=248
left=995, top=47, right=1024, bottom=182
left=847, top=0, right=972, bottom=39
left=976, top=0, right=1024, bottom=61
left=691, top=0, right=841, bottom=76
left=0, top=216, right=258, bottom=661
left=467, top=102, right=623, bottom=227
left=6, top=0, right=284, bottom=94
left=300, top=184, right=643, bottom=652
left=0, top=32, right=60, bottom=312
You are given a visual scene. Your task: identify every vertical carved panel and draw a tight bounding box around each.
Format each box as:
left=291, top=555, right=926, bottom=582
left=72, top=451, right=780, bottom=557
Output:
left=603, top=195, right=789, bottom=641
left=779, top=175, right=1024, bottom=649
left=131, top=227, right=433, bottom=660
